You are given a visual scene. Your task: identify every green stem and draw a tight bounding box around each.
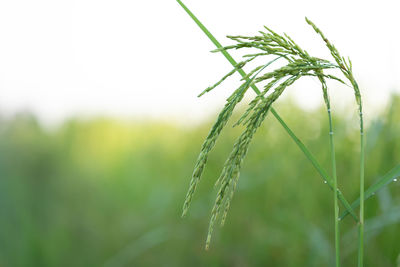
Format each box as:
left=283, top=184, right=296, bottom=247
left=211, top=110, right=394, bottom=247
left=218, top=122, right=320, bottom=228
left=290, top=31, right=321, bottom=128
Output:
left=327, top=107, right=340, bottom=267
left=176, top=0, right=358, bottom=222
left=358, top=113, right=365, bottom=267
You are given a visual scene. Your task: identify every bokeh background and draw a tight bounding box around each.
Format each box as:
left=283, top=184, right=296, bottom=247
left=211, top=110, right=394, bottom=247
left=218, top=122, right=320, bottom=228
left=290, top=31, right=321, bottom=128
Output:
left=1, top=0, right=400, bottom=266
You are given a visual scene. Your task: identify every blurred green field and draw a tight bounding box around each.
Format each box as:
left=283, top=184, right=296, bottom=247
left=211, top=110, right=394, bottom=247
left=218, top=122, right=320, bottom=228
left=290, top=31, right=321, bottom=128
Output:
left=0, top=97, right=400, bottom=267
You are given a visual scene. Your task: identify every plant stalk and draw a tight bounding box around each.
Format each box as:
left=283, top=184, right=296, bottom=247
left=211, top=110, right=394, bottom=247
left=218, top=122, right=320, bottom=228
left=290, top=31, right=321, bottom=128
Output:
left=176, top=0, right=358, bottom=222
left=328, top=107, right=340, bottom=267
left=358, top=112, right=365, bottom=267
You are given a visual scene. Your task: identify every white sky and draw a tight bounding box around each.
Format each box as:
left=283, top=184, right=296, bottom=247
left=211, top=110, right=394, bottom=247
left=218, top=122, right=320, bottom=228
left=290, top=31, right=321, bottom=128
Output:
left=0, top=0, right=399, bottom=125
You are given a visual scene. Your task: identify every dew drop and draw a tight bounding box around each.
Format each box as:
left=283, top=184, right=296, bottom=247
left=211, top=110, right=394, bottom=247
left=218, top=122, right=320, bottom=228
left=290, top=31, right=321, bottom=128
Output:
left=324, top=181, right=327, bottom=184
left=394, top=178, right=398, bottom=182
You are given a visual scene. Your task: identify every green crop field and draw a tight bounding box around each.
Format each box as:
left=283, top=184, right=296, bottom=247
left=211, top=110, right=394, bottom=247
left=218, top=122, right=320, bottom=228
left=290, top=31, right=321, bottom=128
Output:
left=0, top=97, right=399, bottom=266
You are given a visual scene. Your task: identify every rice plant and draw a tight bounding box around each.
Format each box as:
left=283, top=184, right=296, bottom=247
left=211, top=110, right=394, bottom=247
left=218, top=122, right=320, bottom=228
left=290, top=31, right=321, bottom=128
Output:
left=177, top=1, right=400, bottom=266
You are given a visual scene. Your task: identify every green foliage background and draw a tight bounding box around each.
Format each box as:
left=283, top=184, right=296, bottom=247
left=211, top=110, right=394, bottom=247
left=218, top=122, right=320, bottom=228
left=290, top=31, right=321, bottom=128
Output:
left=0, top=97, right=399, bottom=266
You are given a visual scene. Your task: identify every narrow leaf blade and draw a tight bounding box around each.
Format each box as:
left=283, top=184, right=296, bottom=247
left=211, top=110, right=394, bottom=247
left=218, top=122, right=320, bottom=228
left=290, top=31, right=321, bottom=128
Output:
left=340, top=163, right=400, bottom=220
